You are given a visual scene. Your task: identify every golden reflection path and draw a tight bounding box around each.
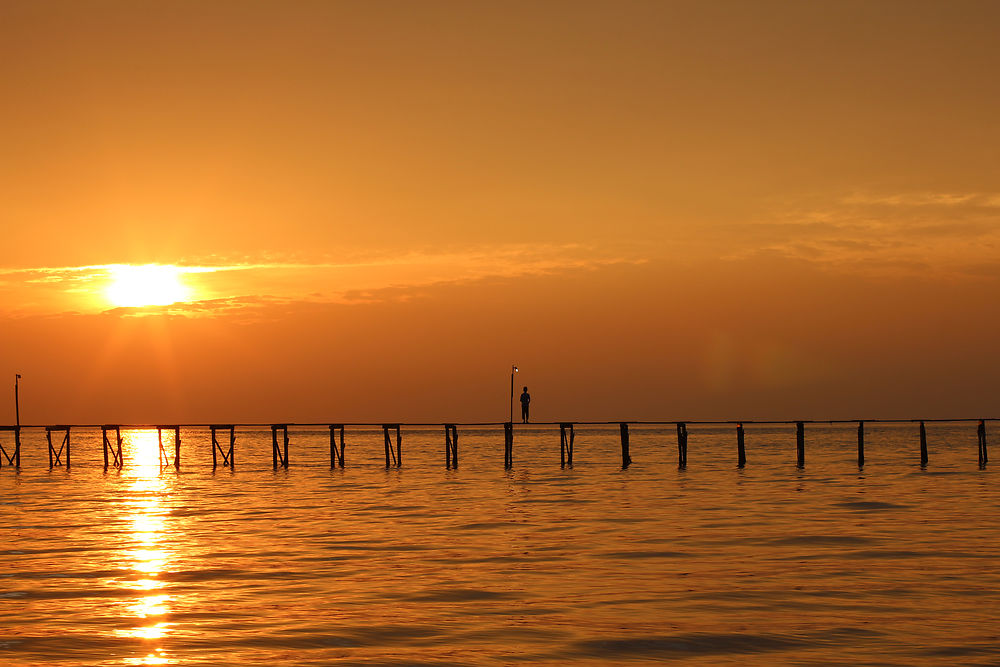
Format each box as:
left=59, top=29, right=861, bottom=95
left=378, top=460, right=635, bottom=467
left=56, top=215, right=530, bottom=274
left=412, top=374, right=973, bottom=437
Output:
left=113, top=429, right=178, bottom=665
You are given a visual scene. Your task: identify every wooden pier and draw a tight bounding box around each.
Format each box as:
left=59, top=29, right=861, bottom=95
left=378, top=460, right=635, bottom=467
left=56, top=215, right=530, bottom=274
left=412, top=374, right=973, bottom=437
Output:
left=0, top=418, right=993, bottom=471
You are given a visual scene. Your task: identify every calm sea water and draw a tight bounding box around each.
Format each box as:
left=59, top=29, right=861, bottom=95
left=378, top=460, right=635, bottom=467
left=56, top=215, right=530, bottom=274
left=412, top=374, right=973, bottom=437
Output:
left=1, top=423, right=998, bottom=665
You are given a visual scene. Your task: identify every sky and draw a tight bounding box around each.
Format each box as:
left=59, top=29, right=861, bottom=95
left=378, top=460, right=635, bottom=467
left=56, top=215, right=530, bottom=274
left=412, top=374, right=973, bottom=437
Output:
left=1, top=0, right=998, bottom=424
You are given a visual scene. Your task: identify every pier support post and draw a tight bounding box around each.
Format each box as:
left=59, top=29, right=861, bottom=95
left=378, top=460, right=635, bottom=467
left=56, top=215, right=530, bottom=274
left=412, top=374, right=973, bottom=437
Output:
left=383, top=424, right=401, bottom=467
left=737, top=423, right=746, bottom=468
left=619, top=423, right=631, bottom=468
left=211, top=425, right=235, bottom=468
left=156, top=426, right=179, bottom=468
left=46, top=426, right=71, bottom=468
left=857, top=421, right=865, bottom=467
left=271, top=425, right=289, bottom=469
left=330, top=425, right=345, bottom=468
left=796, top=421, right=805, bottom=468
left=919, top=420, right=928, bottom=467
left=978, top=420, right=988, bottom=467
left=102, top=425, right=123, bottom=469
left=445, top=424, right=459, bottom=468
left=559, top=423, right=575, bottom=467
left=677, top=422, right=688, bottom=467
left=1, top=426, right=24, bottom=468
left=504, top=422, right=513, bottom=469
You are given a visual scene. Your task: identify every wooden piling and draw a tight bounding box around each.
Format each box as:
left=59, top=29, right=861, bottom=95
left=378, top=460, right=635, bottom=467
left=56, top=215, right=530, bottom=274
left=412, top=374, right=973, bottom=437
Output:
left=560, top=424, right=565, bottom=466
left=737, top=422, right=746, bottom=468
left=796, top=421, right=805, bottom=468
left=559, top=423, right=575, bottom=466
left=383, top=425, right=390, bottom=467
left=445, top=424, right=459, bottom=468
left=504, top=422, right=513, bottom=469
left=382, top=424, right=401, bottom=467
left=919, top=420, right=928, bottom=467
left=857, top=420, right=865, bottom=467
left=676, top=422, right=688, bottom=467
left=271, top=425, right=289, bottom=469
left=978, top=420, right=988, bottom=466
left=271, top=427, right=278, bottom=468
left=102, top=425, right=123, bottom=469
left=329, top=424, right=345, bottom=468
left=0, top=426, right=20, bottom=469
left=46, top=426, right=70, bottom=468
left=154, top=426, right=179, bottom=468
left=211, top=425, right=235, bottom=468
left=619, top=422, right=631, bottom=468
left=113, top=426, right=122, bottom=468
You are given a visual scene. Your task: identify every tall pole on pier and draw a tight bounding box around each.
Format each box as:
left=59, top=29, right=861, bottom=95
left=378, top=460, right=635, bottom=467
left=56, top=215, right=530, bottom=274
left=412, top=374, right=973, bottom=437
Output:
left=510, top=364, right=518, bottom=424
left=14, top=374, right=21, bottom=428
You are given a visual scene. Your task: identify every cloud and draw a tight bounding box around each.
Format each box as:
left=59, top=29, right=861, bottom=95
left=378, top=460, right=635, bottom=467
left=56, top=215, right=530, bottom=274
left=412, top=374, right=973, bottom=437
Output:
left=841, top=192, right=1000, bottom=208
left=722, top=191, right=1000, bottom=277
left=0, top=244, right=647, bottom=317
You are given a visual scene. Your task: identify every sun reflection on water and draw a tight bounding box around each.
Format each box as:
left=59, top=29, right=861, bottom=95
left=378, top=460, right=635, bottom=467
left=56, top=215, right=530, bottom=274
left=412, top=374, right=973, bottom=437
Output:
left=112, top=430, right=178, bottom=664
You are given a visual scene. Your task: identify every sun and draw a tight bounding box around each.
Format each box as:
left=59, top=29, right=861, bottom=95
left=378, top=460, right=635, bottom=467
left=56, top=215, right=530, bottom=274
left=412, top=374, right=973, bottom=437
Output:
left=106, top=264, right=191, bottom=308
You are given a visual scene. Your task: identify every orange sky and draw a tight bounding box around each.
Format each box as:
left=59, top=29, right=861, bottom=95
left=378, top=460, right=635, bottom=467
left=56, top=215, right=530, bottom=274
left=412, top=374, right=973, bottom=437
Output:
left=1, top=1, right=998, bottom=423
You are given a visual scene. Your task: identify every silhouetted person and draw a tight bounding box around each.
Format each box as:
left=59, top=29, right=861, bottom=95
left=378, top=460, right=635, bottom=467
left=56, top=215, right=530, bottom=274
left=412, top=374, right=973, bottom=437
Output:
left=519, top=387, right=530, bottom=423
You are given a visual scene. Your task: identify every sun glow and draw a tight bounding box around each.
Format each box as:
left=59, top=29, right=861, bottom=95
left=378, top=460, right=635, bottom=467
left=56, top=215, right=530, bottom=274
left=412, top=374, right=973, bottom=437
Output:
left=106, top=264, right=191, bottom=308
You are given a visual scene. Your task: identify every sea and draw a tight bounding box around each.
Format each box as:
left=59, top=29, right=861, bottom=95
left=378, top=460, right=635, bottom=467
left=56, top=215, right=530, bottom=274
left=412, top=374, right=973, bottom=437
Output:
left=1, top=422, right=998, bottom=665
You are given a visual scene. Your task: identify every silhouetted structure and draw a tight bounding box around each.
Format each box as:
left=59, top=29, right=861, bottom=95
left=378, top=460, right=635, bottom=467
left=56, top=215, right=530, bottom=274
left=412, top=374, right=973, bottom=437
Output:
left=504, top=422, right=514, bottom=469
left=796, top=421, right=805, bottom=468
left=559, top=422, right=575, bottom=466
left=0, top=418, right=993, bottom=472
left=211, top=425, right=235, bottom=468
left=272, top=424, right=290, bottom=469
left=858, top=421, right=865, bottom=467
left=979, top=420, right=989, bottom=467
left=676, top=422, right=688, bottom=467
left=382, top=424, right=401, bottom=467
left=330, top=424, right=345, bottom=468
left=445, top=423, right=459, bottom=469
left=0, top=426, right=21, bottom=468
left=102, top=425, right=122, bottom=469
left=920, top=420, right=928, bottom=467
left=157, top=425, right=180, bottom=468
left=619, top=422, right=631, bottom=468
left=46, top=425, right=70, bottom=468
left=736, top=422, right=746, bottom=468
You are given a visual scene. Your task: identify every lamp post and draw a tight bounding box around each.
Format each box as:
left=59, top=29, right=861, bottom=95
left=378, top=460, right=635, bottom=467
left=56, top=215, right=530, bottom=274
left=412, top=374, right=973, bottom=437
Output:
left=510, top=364, right=518, bottom=424
left=14, top=374, right=21, bottom=427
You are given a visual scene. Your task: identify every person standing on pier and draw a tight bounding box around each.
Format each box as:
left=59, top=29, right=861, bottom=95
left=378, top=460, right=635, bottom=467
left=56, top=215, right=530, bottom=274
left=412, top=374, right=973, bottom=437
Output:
left=519, top=387, right=531, bottom=423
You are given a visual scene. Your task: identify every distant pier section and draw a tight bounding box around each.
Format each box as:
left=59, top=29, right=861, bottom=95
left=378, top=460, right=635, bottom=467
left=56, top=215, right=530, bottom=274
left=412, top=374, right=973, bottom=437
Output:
left=0, top=418, right=993, bottom=471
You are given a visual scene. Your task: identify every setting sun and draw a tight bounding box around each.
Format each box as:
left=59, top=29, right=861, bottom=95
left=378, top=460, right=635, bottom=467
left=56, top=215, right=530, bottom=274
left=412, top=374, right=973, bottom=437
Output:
left=106, top=265, right=190, bottom=308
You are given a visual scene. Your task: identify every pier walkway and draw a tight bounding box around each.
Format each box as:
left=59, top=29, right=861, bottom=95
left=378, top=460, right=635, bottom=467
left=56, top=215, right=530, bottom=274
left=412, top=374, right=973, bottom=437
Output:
left=0, top=418, right=993, bottom=471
